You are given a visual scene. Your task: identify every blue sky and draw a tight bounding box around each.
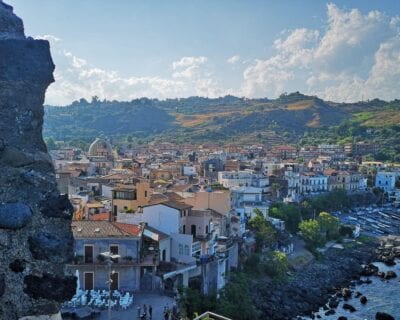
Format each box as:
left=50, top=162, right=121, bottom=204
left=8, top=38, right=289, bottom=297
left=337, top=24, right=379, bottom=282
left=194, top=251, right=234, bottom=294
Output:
left=7, top=0, right=400, bottom=105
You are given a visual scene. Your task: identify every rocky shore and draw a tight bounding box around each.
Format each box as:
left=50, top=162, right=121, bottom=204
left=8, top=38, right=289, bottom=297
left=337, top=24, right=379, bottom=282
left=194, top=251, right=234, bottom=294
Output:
left=252, top=242, right=376, bottom=320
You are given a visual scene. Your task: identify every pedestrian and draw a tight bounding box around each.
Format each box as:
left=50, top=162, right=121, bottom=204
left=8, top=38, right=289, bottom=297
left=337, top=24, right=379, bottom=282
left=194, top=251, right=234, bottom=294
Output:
left=137, top=306, right=141, bottom=319
left=143, top=304, right=147, bottom=319
left=149, top=305, right=153, bottom=320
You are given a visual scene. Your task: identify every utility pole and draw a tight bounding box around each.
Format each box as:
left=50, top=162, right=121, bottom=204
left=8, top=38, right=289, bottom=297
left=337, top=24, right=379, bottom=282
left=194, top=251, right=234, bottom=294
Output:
left=100, top=251, right=121, bottom=320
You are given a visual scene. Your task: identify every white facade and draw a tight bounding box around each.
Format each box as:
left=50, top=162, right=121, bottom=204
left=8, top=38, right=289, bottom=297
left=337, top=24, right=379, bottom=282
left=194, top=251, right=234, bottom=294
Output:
left=171, top=233, right=196, bottom=264
left=299, top=173, right=328, bottom=195
left=142, top=204, right=181, bottom=235
left=218, top=170, right=269, bottom=190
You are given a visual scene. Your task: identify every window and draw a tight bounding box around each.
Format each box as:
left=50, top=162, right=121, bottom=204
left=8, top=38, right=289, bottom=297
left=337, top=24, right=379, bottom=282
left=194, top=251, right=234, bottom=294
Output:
left=110, top=245, right=119, bottom=263
left=144, top=191, right=148, bottom=198
left=184, top=245, right=190, bottom=256
left=84, top=272, right=94, bottom=290
left=84, top=245, right=93, bottom=264
left=179, top=244, right=183, bottom=255
left=113, top=190, right=136, bottom=200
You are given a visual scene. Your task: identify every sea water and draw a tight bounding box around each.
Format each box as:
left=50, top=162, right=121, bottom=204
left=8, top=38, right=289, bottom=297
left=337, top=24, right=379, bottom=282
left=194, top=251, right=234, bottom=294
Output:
left=308, top=260, right=400, bottom=320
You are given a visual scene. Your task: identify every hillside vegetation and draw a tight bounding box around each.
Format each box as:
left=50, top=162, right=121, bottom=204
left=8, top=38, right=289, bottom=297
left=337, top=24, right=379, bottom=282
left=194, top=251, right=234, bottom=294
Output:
left=44, top=93, right=400, bottom=159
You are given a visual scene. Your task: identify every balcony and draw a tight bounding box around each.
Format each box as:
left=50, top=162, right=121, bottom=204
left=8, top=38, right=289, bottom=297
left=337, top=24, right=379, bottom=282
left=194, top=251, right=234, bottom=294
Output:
left=139, top=253, right=159, bottom=266
left=71, top=254, right=141, bottom=266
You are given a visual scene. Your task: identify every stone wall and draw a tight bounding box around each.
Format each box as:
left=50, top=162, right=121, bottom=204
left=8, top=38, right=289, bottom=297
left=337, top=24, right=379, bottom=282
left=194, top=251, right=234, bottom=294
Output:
left=0, top=1, right=75, bottom=318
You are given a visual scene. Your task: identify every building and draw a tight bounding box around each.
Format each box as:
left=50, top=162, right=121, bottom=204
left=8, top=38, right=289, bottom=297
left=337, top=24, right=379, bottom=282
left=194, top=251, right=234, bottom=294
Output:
left=375, top=172, right=398, bottom=192
left=217, top=171, right=269, bottom=190
left=299, top=172, right=328, bottom=195
left=344, top=142, right=379, bottom=156
left=68, top=220, right=142, bottom=292
left=111, top=180, right=152, bottom=216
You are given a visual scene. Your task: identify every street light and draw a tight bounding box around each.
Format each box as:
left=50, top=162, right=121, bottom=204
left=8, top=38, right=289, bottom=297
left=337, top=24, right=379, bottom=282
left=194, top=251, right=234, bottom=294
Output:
left=100, top=251, right=121, bottom=320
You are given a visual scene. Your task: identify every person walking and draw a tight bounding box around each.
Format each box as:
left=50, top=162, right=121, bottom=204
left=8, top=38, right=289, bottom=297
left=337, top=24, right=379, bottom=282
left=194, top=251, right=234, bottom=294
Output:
left=163, top=306, right=169, bottom=320
left=148, top=305, right=153, bottom=320
left=143, top=304, right=147, bottom=319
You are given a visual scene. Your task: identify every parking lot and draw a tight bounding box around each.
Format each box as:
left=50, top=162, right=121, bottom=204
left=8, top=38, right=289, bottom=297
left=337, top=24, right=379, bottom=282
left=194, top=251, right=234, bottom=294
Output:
left=333, top=205, right=400, bottom=237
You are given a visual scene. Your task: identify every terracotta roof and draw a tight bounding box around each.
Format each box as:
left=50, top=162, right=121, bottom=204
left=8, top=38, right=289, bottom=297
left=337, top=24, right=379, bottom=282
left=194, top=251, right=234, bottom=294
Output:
left=114, top=223, right=142, bottom=236
left=91, top=212, right=110, bottom=221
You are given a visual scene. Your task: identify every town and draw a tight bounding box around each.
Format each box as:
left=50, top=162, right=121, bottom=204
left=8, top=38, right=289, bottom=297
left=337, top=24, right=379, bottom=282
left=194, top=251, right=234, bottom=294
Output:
left=55, top=138, right=400, bottom=319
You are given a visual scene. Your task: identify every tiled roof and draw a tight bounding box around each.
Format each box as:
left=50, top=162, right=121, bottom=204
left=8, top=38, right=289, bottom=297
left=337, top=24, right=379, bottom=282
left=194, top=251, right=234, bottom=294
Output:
left=143, top=200, right=192, bottom=210
left=71, top=221, right=138, bottom=238
left=161, top=200, right=192, bottom=210
left=114, top=223, right=142, bottom=236
left=91, top=212, right=110, bottom=221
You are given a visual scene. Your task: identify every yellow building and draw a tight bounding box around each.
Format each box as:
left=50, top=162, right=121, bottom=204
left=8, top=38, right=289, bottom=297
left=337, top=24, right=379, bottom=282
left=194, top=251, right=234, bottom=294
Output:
left=111, top=180, right=152, bottom=218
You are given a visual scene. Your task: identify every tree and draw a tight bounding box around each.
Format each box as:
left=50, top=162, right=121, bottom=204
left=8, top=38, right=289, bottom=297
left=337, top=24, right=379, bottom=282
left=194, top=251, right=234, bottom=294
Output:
left=248, top=209, right=276, bottom=251
left=317, top=212, right=340, bottom=240
left=299, top=219, right=325, bottom=248
left=217, top=273, right=257, bottom=320
left=269, top=204, right=301, bottom=234
left=264, top=251, right=289, bottom=279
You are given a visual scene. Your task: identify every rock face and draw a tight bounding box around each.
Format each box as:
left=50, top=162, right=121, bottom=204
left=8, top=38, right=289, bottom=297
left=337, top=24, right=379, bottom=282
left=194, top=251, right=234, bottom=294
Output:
left=0, top=1, right=75, bottom=318
left=252, top=243, right=375, bottom=320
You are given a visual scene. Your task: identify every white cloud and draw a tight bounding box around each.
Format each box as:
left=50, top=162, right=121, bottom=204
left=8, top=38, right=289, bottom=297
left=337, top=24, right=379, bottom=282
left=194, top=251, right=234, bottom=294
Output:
left=41, top=39, right=221, bottom=105
left=227, top=55, right=240, bottom=64
left=241, top=4, right=400, bottom=102
left=172, top=56, right=207, bottom=69
left=172, top=56, right=208, bottom=78
left=40, top=3, right=400, bottom=105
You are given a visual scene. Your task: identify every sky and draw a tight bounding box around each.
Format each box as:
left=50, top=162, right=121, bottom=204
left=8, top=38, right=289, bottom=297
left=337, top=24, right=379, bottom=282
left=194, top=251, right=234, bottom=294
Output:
left=7, top=0, right=400, bottom=105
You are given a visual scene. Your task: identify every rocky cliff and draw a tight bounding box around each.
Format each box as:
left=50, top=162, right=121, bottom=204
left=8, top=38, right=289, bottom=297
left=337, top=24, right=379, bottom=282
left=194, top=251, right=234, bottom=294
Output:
left=0, top=1, right=75, bottom=318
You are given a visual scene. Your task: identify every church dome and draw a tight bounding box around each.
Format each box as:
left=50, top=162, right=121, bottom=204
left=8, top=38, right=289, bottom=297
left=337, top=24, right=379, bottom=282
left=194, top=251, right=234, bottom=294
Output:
left=88, top=138, right=112, bottom=157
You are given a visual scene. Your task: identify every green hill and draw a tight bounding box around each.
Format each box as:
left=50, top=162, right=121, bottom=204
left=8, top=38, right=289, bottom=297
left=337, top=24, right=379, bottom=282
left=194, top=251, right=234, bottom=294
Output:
left=43, top=93, right=400, bottom=159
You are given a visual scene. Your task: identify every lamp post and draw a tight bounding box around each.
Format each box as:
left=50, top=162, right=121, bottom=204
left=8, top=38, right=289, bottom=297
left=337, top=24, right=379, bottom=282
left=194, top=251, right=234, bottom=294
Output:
left=100, top=251, right=121, bottom=320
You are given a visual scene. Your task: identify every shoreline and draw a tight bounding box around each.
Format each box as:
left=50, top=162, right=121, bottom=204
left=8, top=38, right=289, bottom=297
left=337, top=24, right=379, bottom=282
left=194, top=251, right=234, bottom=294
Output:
left=251, top=241, right=377, bottom=320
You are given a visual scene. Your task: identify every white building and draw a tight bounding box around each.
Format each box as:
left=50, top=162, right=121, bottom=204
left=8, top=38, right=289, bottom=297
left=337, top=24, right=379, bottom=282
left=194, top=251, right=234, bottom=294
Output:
left=299, top=172, right=328, bottom=195
left=218, top=170, right=269, bottom=190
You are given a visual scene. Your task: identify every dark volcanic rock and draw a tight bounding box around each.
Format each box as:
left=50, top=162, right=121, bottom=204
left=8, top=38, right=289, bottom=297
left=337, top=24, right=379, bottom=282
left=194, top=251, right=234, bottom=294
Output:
left=9, top=259, right=25, bottom=273
left=28, top=232, right=73, bottom=263
left=343, top=303, right=356, bottom=312
left=375, top=312, right=395, bottom=320
left=0, top=202, right=32, bottom=229
left=325, top=309, right=335, bottom=316
left=0, top=274, right=4, bottom=297
left=24, top=273, right=76, bottom=302
left=0, top=1, right=75, bottom=318
left=384, top=271, right=397, bottom=279
left=360, top=263, right=379, bottom=276
left=360, top=295, right=368, bottom=304
left=252, top=244, right=375, bottom=320
left=39, top=194, right=74, bottom=219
